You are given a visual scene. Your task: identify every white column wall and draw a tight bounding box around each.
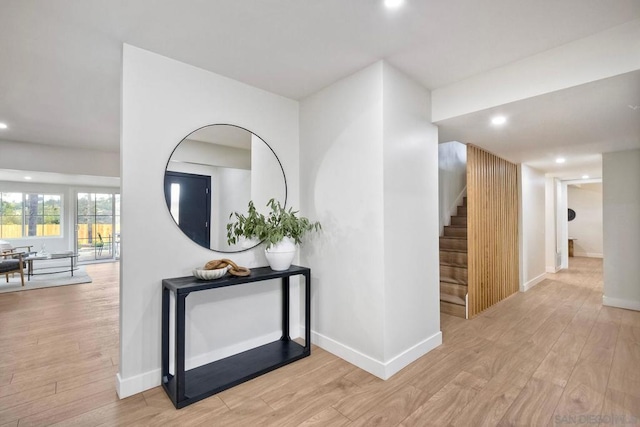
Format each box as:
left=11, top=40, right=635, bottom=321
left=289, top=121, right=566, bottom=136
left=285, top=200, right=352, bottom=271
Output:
left=545, top=177, right=559, bottom=273
left=300, top=61, right=441, bottom=379
left=299, top=62, right=386, bottom=366
left=603, top=149, right=640, bottom=311
left=119, top=44, right=300, bottom=398
left=518, top=164, right=546, bottom=291
left=558, top=180, right=569, bottom=270
left=381, top=63, right=441, bottom=367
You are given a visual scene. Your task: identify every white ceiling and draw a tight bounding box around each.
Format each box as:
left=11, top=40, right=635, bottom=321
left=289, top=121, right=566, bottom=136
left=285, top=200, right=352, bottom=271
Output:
left=436, top=70, right=640, bottom=179
left=1, top=0, right=640, bottom=179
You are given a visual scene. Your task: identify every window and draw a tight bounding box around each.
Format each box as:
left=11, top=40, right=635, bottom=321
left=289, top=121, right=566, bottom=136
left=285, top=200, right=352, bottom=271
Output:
left=0, top=193, right=62, bottom=238
left=76, top=192, right=119, bottom=261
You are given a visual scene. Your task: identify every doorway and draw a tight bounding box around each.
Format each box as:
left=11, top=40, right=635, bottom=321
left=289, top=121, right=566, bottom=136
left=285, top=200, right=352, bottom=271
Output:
left=164, top=171, right=211, bottom=248
left=76, top=192, right=120, bottom=262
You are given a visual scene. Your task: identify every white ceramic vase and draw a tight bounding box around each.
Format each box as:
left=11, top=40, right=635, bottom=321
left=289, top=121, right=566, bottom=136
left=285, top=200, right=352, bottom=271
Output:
left=264, top=237, right=296, bottom=271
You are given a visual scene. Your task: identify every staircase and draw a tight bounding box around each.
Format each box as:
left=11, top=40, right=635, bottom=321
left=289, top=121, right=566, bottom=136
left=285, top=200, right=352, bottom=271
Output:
left=439, top=197, right=468, bottom=318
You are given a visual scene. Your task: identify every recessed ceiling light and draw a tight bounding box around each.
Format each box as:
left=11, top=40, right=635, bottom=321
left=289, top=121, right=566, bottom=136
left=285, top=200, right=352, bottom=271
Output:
left=582, top=175, right=589, bottom=179
left=0, top=123, right=7, bottom=129
left=384, top=0, right=403, bottom=8
left=556, top=157, right=566, bottom=164
left=24, top=176, right=32, bottom=180
left=491, top=116, right=507, bottom=125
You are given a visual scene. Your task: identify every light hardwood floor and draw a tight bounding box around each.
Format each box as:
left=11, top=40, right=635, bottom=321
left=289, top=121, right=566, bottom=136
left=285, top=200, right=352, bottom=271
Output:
left=1, top=258, right=639, bottom=426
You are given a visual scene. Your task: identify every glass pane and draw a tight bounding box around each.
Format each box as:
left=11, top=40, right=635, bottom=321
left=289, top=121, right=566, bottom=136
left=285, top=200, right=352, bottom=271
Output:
left=0, top=193, right=23, bottom=238
left=95, top=194, right=112, bottom=216
left=77, top=193, right=94, bottom=216
left=114, top=194, right=121, bottom=235
left=43, top=195, right=61, bottom=236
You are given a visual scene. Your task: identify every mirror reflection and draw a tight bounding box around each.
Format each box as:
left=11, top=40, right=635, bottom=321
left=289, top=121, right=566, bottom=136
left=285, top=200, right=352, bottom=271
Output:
left=164, top=124, right=287, bottom=252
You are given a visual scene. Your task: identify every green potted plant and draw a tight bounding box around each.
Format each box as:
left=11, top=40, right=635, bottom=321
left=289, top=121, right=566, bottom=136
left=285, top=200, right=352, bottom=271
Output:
left=227, top=198, right=321, bottom=270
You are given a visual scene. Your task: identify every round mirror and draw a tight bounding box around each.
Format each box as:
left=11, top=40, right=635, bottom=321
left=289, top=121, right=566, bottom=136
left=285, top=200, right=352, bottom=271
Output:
left=164, top=124, right=287, bottom=252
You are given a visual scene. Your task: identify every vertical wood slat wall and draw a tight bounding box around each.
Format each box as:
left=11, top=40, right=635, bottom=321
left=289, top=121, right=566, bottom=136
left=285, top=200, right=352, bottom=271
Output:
left=467, top=144, right=519, bottom=318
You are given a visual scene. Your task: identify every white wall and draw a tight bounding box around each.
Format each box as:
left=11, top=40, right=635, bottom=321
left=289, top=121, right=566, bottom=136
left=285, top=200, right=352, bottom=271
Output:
left=251, top=134, right=287, bottom=210
left=518, top=165, right=546, bottom=291
left=300, top=61, right=386, bottom=365
left=568, top=183, right=603, bottom=258
left=558, top=180, right=569, bottom=269
left=381, top=63, right=441, bottom=365
left=545, top=177, right=559, bottom=272
left=0, top=139, right=119, bottom=178
left=603, top=149, right=640, bottom=311
left=119, top=44, right=300, bottom=398
left=300, top=61, right=441, bottom=379
left=438, top=141, right=466, bottom=235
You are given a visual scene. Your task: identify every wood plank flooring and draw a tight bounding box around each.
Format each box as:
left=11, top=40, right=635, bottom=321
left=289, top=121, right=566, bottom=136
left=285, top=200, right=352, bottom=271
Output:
left=1, top=257, right=639, bottom=426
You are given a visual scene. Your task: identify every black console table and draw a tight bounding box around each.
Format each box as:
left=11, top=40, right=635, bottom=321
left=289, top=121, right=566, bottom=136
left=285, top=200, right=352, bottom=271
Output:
left=161, top=265, right=311, bottom=409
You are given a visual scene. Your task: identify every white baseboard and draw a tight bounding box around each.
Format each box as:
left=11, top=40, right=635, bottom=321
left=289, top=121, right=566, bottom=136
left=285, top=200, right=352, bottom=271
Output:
left=383, top=332, right=443, bottom=379
left=116, top=370, right=160, bottom=399
left=522, top=272, right=546, bottom=292
left=546, top=266, right=560, bottom=273
left=573, top=252, right=603, bottom=258
left=603, top=296, right=640, bottom=312
left=310, top=329, right=442, bottom=380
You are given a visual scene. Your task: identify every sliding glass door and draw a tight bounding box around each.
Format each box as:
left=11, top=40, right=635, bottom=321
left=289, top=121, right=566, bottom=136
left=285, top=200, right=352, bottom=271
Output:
left=76, top=192, right=120, bottom=262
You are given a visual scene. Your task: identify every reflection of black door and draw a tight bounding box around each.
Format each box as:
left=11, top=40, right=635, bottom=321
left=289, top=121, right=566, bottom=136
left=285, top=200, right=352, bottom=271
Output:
left=164, top=172, right=211, bottom=248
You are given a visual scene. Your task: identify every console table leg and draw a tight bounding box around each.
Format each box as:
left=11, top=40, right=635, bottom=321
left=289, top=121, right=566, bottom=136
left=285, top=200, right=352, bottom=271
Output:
left=280, top=277, right=290, bottom=341
left=175, top=293, right=187, bottom=403
left=161, top=287, right=170, bottom=385
left=304, top=271, right=311, bottom=351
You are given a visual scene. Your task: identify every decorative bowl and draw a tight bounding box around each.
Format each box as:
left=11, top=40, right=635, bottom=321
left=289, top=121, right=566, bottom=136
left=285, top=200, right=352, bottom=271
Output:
left=192, top=266, right=229, bottom=280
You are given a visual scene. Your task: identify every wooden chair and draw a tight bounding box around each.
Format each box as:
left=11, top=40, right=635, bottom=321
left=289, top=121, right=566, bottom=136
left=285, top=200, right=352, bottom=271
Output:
left=0, top=241, right=33, bottom=256
left=0, top=252, right=25, bottom=286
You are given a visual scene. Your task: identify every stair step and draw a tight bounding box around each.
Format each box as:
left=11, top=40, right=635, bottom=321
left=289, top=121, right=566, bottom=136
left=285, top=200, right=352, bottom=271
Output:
left=439, top=236, right=467, bottom=251
left=440, top=281, right=468, bottom=301
left=443, top=226, right=467, bottom=238
left=440, top=276, right=468, bottom=286
left=440, top=250, right=468, bottom=267
left=457, top=205, right=467, bottom=216
left=462, top=196, right=467, bottom=206
left=440, top=264, right=468, bottom=283
left=441, top=301, right=466, bottom=318
left=440, top=292, right=466, bottom=306
left=451, top=216, right=467, bottom=226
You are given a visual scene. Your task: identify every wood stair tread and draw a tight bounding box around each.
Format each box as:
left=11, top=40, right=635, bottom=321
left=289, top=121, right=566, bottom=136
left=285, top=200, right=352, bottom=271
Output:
left=441, top=301, right=465, bottom=318
left=440, top=197, right=468, bottom=319
left=440, top=276, right=468, bottom=285
left=440, top=262, right=468, bottom=269
left=440, top=248, right=467, bottom=253
left=440, top=293, right=466, bottom=305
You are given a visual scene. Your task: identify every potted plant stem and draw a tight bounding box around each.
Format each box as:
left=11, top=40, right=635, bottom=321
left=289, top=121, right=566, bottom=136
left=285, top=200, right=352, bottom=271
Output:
left=227, top=199, right=321, bottom=270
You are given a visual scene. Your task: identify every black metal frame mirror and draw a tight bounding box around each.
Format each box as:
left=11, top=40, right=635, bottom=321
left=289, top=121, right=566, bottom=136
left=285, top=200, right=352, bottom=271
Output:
left=164, top=124, right=287, bottom=252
